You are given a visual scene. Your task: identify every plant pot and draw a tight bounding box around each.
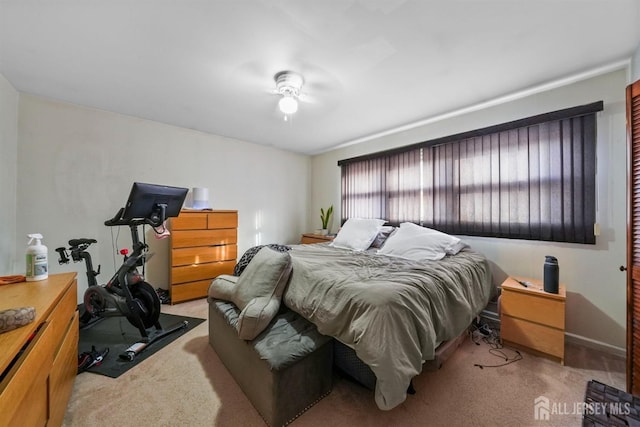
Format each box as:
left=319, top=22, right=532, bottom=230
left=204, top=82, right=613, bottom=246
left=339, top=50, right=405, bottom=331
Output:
left=319, top=229, right=329, bottom=236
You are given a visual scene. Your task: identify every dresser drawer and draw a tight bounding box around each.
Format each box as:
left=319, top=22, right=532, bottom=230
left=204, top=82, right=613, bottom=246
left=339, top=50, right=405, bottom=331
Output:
left=172, top=229, right=237, bottom=248
left=48, top=281, right=77, bottom=357
left=11, top=373, right=48, bottom=427
left=171, top=245, right=238, bottom=267
left=0, top=320, right=55, bottom=427
left=501, top=289, right=565, bottom=329
left=501, top=315, right=564, bottom=359
left=171, top=280, right=215, bottom=304
left=171, top=213, right=208, bottom=230
left=49, top=311, right=79, bottom=427
left=207, top=212, right=238, bottom=229
left=171, top=261, right=235, bottom=284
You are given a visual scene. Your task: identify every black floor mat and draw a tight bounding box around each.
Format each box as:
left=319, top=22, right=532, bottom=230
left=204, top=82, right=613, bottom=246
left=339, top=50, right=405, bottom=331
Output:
left=77, top=313, right=205, bottom=378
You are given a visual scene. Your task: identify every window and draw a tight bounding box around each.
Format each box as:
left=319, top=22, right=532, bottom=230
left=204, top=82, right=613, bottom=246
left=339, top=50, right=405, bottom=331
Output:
left=338, top=101, right=602, bottom=244
left=341, top=149, right=421, bottom=223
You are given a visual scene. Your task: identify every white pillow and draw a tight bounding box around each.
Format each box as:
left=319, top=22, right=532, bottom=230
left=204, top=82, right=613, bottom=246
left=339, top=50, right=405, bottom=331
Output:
left=377, top=222, right=468, bottom=261
left=331, top=218, right=386, bottom=251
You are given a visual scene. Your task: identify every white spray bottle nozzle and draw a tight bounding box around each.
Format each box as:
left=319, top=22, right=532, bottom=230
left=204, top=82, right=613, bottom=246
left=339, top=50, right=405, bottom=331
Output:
left=28, top=233, right=43, bottom=244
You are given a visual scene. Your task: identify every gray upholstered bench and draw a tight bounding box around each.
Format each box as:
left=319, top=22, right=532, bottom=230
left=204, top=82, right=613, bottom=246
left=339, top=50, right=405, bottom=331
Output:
left=209, top=299, right=333, bottom=426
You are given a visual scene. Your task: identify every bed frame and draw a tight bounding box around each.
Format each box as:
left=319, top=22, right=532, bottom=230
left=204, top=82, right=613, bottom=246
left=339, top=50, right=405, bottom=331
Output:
left=333, top=329, right=469, bottom=390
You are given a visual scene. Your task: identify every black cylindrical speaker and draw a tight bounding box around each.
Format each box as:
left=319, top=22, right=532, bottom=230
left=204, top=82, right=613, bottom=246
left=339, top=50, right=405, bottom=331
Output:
left=543, top=255, right=559, bottom=294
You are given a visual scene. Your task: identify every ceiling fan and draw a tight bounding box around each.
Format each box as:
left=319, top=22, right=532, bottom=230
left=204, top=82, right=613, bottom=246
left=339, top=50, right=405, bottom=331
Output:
left=229, top=61, right=341, bottom=118
left=271, top=70, right=314, bottom=117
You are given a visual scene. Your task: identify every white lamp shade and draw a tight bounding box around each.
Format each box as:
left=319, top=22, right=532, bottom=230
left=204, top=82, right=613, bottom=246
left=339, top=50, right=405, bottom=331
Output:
left=278, top=96, right=298, bottom=115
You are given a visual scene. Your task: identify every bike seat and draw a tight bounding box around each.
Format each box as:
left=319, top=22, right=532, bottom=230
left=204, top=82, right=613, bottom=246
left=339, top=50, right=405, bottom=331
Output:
left=69, top=238, right=97, bottom=247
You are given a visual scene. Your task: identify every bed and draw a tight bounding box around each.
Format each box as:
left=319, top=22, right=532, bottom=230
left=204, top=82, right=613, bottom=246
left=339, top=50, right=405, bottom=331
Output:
left=282, top=221, right=495, bottom=411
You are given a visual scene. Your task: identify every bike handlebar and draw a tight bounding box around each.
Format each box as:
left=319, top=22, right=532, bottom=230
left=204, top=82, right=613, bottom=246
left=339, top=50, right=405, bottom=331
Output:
left=104, top=206, right=166, bottom=228
left=104, top=208, right=126, bottom=226
left=55, top=247, right=70, bottom=264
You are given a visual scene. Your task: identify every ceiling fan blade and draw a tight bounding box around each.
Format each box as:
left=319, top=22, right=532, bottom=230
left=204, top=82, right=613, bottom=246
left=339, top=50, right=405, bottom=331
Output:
left=298, top=93, right=316, bottom=104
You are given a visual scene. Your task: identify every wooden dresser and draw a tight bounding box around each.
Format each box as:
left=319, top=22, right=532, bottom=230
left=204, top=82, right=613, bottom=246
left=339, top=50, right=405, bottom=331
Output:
left=500, top=276, right=566, bottom=364
left=0, top=272, right=78, bottom=427
left=170, top=210, right=238, bottom=304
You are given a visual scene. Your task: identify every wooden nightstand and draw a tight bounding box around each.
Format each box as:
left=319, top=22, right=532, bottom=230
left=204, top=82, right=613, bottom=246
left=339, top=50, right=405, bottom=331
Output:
left=300, top=233, right=335, bottom=244
left=500, top=276, right=566, bottom=364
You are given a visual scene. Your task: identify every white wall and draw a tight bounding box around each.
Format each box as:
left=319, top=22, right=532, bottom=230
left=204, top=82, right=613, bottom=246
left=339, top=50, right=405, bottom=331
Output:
left=0, top=73, right=18, bottom=275
left=311, top=69, right=628, bottom=350
left=17, top=94, right=310, bottom=299
left=633, top=42, right=640, bottom=81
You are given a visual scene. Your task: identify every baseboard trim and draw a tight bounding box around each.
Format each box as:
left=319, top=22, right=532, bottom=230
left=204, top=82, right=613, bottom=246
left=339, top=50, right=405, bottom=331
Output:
left=565, top=332, right=626, bottom=359
left=479, top=309, right=626, bottom=359
left=480, top=309, right=500, bottom=323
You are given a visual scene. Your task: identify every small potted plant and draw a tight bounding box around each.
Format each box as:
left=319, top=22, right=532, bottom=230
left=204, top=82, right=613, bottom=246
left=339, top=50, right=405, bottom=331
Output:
left=319, top=205, right=333, bottom=235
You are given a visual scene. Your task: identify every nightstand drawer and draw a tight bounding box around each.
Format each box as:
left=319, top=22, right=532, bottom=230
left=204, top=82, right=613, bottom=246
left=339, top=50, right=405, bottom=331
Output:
left=501, top=316, right=564, bottom=359
left=300, top=234, right=334, bottom=244
left=501, top=289, right=565, bottom=329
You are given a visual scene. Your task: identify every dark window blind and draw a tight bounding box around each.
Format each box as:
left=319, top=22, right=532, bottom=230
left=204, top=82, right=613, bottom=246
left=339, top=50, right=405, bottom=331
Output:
left=339, top=102, right=601, bottom=244
left=341, top=149, right=421, bottom=224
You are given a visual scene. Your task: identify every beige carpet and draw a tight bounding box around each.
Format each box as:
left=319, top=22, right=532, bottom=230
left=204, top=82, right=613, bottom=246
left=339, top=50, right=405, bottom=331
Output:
left=63, top=299, right=625, bottom=427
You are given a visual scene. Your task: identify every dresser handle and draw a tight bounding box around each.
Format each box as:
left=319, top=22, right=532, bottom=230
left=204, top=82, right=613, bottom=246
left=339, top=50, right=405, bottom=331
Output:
left=620, top=265, right=628, bottom=272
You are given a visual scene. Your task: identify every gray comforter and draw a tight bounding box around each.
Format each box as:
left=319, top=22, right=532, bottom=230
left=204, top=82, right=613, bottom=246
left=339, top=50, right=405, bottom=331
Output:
left=283, top=243, right=494, bottom=410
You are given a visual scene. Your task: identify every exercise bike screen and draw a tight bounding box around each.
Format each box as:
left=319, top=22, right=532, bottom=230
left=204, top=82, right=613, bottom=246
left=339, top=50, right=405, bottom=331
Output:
left=121, top=182, right=188, bottom=220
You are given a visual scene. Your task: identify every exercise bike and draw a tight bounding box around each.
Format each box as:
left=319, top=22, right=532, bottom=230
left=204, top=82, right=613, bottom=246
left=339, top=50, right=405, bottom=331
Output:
left=56, top=182, right=189, bottom=361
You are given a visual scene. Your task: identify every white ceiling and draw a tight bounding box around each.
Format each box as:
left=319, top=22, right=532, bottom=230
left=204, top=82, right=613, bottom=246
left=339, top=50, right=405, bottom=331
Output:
left=1, top=1, right=639, bottom=155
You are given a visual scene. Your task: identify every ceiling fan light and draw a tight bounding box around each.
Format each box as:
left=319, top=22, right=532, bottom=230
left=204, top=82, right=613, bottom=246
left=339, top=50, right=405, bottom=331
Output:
left=279, top=96, right=298, bottom=115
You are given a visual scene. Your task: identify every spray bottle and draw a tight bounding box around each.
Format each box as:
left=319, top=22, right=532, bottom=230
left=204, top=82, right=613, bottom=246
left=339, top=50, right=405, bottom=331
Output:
left=26, top=233, right=48, bottom=281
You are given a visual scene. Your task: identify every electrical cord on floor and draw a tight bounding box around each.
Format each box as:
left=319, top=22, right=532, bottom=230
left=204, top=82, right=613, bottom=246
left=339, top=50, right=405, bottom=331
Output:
left=110, top=226, right=121, bottom=272
left=470, top=318, right=523, bottom=369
